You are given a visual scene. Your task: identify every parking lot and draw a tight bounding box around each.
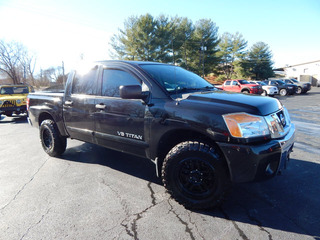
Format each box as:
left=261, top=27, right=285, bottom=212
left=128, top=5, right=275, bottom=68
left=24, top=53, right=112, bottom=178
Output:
left=1, top=88, right=320, bottom=240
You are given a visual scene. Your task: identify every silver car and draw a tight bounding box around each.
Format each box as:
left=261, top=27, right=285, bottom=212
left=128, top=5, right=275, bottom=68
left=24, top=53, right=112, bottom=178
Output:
left=249, top=81, right=279, bottom=97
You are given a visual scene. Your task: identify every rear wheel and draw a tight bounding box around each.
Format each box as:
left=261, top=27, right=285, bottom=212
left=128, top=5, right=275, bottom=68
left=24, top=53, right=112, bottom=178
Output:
left=162, top=141, right=230, bottom=209
left=40, top=119, right=67, bottom=157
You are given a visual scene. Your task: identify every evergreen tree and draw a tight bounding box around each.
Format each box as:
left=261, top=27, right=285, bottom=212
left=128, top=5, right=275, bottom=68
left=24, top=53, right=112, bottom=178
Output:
left=241, top=42, right=274, bottom=80
left=217, top=32, right=247, bottom=79
left=171, top=17, right=194, bottom=67
left=189, top=19, right=220, bottom=76
left=110, top=14, right=158, bottom=61
left=110, top=15, right=220, bottom=76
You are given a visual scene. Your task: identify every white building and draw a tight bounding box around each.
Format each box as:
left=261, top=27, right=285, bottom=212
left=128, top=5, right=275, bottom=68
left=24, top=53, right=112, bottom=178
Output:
left=283, top=60, right=320, bottom=86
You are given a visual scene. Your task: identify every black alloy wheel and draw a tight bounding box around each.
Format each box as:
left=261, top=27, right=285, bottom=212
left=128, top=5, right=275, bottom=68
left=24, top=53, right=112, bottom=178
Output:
left=178, top=157, right=216, bottom=198
left=162, top=141, right=230, bottom=209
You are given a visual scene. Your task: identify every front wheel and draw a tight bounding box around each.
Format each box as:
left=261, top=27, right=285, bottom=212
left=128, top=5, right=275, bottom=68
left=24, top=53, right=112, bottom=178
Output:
left=162, top=141, right=230, bottom=209
left=261, top=90, right=267, bottom=96
left=296, top=87, right=302, bottom=94
left=40, top=119, right=67, bottom=157
left=279, top=88, right=287, bottom=96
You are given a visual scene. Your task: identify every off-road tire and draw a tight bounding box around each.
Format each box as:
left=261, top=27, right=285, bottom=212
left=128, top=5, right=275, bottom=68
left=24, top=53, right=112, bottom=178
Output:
left=279, top=88, right=287, bottom=96
left=162, top=141, right=230, bottom=209
left=40, top=119, right=67, bottom=157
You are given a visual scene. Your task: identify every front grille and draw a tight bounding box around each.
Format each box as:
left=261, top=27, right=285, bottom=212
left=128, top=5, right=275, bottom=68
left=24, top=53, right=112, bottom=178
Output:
left=265, top=108, right=292, bottom=139
left=2, top=100, right=16, bottom=108
left=276, top=110, right=286, bottom=127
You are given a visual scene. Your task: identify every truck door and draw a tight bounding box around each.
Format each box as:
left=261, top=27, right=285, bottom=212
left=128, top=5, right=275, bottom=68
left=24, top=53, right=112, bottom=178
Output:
left=63, top=65, right=99, bottom=143
left=231, top=80, right=241, bottom=92
left=223, top=80, right=232, bottom=91
left=94, top=68, right=148, bottom=157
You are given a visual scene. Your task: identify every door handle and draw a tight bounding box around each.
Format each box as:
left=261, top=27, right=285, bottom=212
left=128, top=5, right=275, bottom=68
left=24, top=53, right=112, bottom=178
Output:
left=65, top=100, right=73, bottom=105
left=95, top=103, right=106, bottom=110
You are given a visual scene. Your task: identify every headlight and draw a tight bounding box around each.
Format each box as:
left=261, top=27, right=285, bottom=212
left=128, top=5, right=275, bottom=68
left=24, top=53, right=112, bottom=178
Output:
left=17, top=99, right=21, bottom=104
left=223, top=113, right=270, bottom=138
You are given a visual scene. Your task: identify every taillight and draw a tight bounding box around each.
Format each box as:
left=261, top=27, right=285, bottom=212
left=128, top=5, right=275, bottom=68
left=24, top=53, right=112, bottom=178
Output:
left=27, top=97, right=30, bottom=111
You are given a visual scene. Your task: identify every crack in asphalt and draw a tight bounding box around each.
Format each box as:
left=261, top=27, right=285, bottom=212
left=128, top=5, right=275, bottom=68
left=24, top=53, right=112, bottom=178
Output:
left=240, top=205, right=273, bottom=240
left=0, top=157, right=49, bottom=212
left=101, top=179, right=160, bottom=239
left=123, top=182, right=159, bottom=240
left=19, top=207, right=51, bottom=240
left=167, top=199, right=196, bottom=240
left=186, top=211, right=205, bottom=240
left=218, top=206, right=249, bottom=240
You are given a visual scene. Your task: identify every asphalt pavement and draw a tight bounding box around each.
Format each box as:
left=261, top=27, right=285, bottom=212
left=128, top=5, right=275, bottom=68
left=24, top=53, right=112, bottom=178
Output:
left=0, top=88, right=319, bottom=240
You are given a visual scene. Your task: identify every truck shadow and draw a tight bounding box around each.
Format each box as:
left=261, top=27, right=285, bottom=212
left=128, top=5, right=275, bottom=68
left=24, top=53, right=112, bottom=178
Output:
left=0, top=115, right=28, bottom=124
left=199, top=158, right=320, bottom=238
left=61, top=142, right=161, bottom=185
left=61, top=143, right=320, bottom=238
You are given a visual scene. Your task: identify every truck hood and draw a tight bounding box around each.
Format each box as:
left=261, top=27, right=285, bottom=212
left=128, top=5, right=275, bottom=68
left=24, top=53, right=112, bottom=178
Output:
left=180, top=91, right=282, bottom=116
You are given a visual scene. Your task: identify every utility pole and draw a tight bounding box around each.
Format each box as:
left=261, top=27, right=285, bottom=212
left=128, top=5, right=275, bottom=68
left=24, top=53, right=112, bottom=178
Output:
left=62, top=61, right=65, bottom=86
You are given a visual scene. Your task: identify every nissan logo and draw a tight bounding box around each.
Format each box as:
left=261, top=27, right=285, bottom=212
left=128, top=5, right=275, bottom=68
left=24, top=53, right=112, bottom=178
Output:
left=279, top=113, right=286, bottom=127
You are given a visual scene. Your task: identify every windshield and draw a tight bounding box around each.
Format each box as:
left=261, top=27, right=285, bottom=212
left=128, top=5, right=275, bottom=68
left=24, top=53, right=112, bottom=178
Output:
left=276, top=80, right=285, bottom=85
left=290, top=79, right=298, bottom=83
left=140, top=64, right=214, bottom=95
left=238, top=80, right=250, bottom=84
left=0, top=86, right=29, bottom=95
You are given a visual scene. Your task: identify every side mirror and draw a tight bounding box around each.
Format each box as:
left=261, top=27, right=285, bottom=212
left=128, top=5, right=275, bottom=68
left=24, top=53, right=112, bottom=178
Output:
left=119, top=85, right=143, bottom=99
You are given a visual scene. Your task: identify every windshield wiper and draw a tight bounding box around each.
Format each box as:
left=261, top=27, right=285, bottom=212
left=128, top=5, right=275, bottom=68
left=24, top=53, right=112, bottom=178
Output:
left=169, top=86, right=215, bottom=94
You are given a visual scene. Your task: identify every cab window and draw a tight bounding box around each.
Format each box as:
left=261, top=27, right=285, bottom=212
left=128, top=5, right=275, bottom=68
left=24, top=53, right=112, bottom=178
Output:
left=102, top=69, right=141, bottom=97
left=72, top=66, right=99, bottom=95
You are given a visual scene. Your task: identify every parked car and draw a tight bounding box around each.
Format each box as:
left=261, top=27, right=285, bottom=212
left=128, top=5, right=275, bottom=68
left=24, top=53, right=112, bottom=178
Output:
left=0, top=84, right=34, bottom=118
left=264, top=80, right=297, bottom=96
left=27, top=60, right=295, bottom=209
left=249, top=81, right=278, bottom=97
left=221, top=79, right=263, bottom=94
left=283, top=79, right=311, bottom=94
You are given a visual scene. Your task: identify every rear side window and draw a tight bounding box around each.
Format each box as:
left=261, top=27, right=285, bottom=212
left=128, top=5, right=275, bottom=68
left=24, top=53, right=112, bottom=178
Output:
left=225, top=81, right=231, bottom=85
left=72, top=66, right=99, bottom=95
left=102, top=69, right=140, bottom=97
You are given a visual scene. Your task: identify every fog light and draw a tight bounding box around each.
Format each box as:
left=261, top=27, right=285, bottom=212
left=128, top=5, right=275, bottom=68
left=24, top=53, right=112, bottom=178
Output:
left=265, top=161, right=279, bottom=176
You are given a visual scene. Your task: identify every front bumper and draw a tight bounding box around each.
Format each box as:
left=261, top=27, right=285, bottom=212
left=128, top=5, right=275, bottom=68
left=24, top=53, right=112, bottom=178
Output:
left=0, top=105, right=27, bottom=113
left=267, top=89, right=279, bottom=95
left=216, top=124, right=295, bottom=183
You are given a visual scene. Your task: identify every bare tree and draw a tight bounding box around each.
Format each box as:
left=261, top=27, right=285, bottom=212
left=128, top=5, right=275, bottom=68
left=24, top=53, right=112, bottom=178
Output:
left=43, top=66, right=64, bottom=84
left=22, top=53, right=37, bottom=85
left=0, top=39, right=36, bottom=85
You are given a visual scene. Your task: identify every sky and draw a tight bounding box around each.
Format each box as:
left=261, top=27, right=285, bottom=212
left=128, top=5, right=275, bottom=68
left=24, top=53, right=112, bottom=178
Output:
left=0, top=0, right=319, bottom=72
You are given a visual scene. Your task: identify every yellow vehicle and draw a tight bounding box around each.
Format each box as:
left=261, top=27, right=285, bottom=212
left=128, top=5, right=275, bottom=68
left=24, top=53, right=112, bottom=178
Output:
left=0, top=85, right=34, bottom=117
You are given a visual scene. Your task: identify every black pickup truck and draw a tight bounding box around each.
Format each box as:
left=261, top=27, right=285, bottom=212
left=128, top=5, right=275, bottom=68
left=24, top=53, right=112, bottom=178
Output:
left=27, top=60, right=295, bottom=209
